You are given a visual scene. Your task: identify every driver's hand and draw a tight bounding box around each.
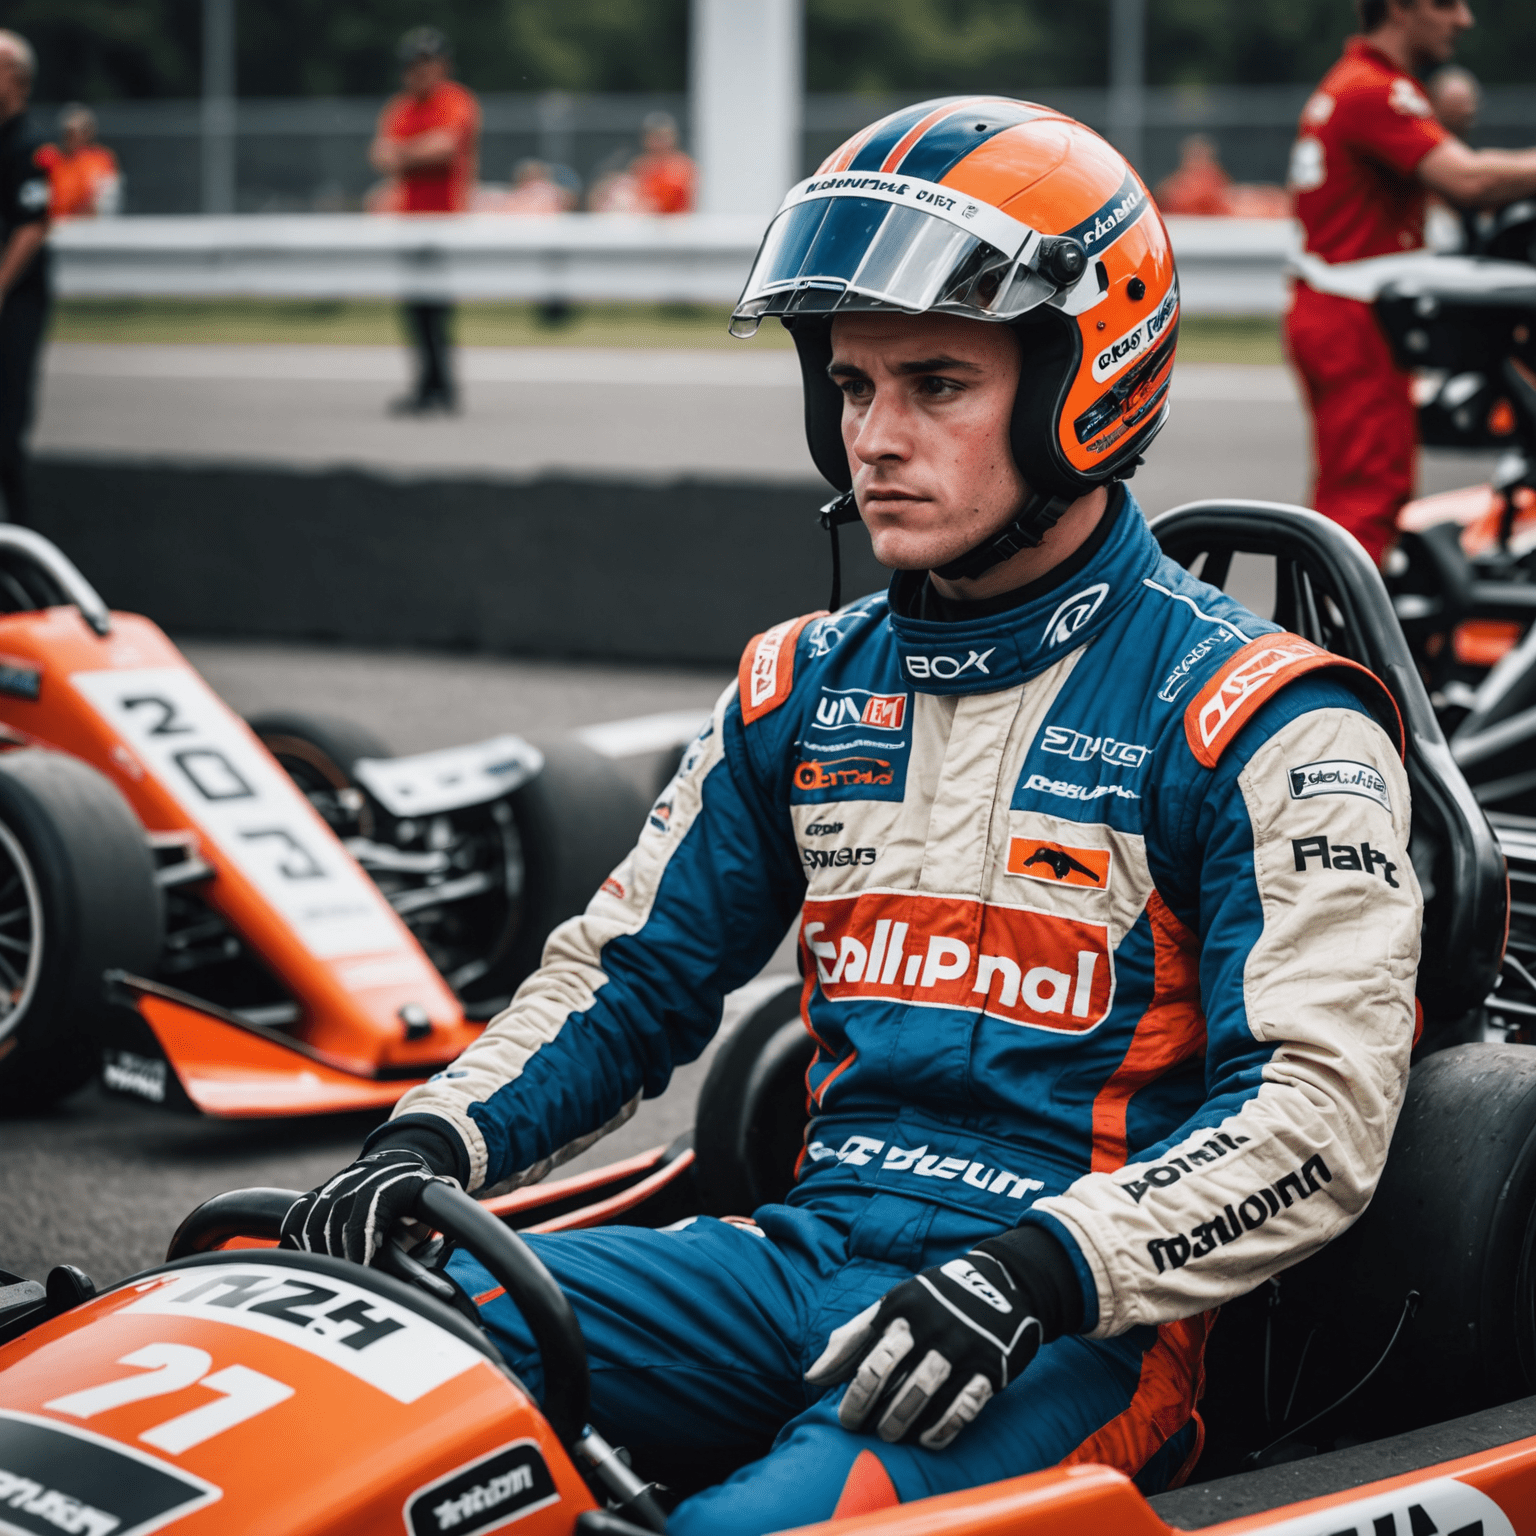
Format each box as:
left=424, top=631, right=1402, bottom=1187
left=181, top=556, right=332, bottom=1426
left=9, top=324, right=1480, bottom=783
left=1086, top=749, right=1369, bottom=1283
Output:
left=279, top=1149, right=458, bottom=1266
left=805, top=1223, right=1082, bottom=1451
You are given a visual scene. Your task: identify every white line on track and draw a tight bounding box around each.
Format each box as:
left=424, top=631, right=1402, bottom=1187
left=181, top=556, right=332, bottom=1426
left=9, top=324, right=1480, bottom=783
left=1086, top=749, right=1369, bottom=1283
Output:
left=576, top=709, right=710, bottom=759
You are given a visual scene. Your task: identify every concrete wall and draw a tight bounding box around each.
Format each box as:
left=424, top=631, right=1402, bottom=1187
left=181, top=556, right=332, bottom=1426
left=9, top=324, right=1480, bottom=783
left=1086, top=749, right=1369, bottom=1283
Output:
left=31, top=456, right=883, bottom=665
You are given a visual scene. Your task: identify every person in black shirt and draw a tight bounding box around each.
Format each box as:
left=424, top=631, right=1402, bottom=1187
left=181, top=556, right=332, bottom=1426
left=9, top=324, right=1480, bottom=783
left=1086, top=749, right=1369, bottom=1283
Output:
left=0, top=32, right=49, bottom=525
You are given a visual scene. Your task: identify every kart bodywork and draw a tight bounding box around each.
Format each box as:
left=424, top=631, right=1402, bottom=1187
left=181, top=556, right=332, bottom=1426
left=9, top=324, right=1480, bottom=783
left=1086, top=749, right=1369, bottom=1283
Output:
left=0, top=528, right=640, bottom=1118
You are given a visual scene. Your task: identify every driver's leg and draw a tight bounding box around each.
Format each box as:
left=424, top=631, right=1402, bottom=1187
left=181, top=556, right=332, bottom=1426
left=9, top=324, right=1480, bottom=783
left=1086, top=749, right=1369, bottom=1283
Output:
left=446, top=1207, right=862, bottom=1486
left=666, top=1315, right=1209, bottom=1536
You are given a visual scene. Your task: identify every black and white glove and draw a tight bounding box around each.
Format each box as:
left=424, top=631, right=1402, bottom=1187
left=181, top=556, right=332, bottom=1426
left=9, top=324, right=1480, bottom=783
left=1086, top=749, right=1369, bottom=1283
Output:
left=804, top=1227, right=1081, bottom=1450
left=279, top=1148, right=458, bottom=1266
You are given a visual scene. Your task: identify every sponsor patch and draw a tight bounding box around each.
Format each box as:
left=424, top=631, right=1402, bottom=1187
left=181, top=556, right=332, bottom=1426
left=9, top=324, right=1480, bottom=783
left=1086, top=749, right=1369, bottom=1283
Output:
left=1292, top=836, right=1399, bottom=887
left=793, top=756, right=894, bottom=792
left=1157, top=630, right=1236, bottom=704
left=1040, top=726, right=1148, bottom=770
left=1042, top=585, right=1109, bottom=647
left=803, top=846, right=877, bottom=870
left=1145, top=1154, right=1332, bottom=1273
left=126, top=1265, right=482, bottom=1404
left=1288, top=758, right=1391, bottom=812
left=1180, top=632, right=1404, bottom=769
left=1091, top=280, right=1179, bottom=384
left=1118, top=1132, right=1250, bottom=1203
left=805, top=821, right=844, bottom=836
left=802, top=891, right=1113, bottom=1032
left=903, top=647, right=995, bottom=682
left=404, top=1441, right=558, bottom=1536
left=738, top=612, right=824, bottom=726
left=0, top=1411, right=220, bottom=1536
left=1389, top=76, right=1432, bottom=118
left=813, top=688, right=908, bottom=734
left=939, top=1259, right=1011, bottom=1312
left=1006, top=838, right=1111, bottom=890
left=1023, top=773, right=1140, bottom=803
left=803, top=1135, right=1045, bottom=1199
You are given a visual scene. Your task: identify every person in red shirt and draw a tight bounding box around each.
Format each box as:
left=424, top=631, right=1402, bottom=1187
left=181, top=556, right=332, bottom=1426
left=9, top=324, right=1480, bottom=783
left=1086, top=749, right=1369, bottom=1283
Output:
left=630, top=111, right=695, bottom=215
left=1287, top=0, right=1536, bottom=565
left=37, top=105, right=119, bottom=218
left=1154, top=135, right=1235, bottom=216
left=370, top=27, right=480, bottom=414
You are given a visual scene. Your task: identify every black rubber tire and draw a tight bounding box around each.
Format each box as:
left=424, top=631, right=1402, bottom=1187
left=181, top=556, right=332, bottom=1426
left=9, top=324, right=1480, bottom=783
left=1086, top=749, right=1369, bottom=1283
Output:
left=1281, top=1042, right=1536, bottom=1437
left=0, top=750, right=164, bottom=1112
left=247, top=711, right=390, bottom=823
left=497, top=736, right=648, bottom=992
left=694, top=979, right=814, bottom=1217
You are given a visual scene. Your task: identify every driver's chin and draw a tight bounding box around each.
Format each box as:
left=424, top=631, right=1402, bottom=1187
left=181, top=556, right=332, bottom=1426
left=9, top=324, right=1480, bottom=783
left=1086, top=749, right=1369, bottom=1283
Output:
left=865, top=519, right=992, bottom=573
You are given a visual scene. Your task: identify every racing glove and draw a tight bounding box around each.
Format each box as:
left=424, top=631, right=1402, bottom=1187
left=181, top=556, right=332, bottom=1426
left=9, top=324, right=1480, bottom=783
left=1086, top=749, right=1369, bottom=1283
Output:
left=804, top=1225, right=1083, bottom=1450
left=279, top=1144, right=460, bottom=1267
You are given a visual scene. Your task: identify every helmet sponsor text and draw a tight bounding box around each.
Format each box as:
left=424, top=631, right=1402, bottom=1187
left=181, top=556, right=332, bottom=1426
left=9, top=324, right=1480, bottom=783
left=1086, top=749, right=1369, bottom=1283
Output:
left=1092, top=281, right=1180, bottom=383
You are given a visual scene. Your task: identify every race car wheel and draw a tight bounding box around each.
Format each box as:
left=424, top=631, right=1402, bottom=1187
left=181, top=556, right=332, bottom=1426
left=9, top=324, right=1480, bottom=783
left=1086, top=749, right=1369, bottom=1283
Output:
left=251, top=714, right=645, bottom=1010
left=695, top=978, right=813, bottom=1217
left=0, top=750, right=163, bottom=1112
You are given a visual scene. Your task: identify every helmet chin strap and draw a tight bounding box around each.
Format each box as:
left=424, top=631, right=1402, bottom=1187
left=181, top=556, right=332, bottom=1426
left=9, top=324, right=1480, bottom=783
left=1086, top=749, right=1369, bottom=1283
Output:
left=931, top=490, right=1074, bottom=584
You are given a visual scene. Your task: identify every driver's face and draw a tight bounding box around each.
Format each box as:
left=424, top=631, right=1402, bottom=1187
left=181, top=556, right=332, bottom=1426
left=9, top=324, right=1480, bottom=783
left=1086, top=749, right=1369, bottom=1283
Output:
left=829, top=312, right=1025, bottom=574
left=1398, top=0, right=1474, bottom=69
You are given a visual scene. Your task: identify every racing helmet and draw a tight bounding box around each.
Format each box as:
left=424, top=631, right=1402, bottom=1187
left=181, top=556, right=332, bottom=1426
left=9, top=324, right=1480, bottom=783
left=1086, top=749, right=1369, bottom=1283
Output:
left=731, top=98, right=1179, bottom=578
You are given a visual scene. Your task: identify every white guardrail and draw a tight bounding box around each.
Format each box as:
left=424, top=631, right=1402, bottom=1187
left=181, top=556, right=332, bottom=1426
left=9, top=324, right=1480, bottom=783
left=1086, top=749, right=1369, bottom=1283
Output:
left=50, top=213, right=1301, bottom=316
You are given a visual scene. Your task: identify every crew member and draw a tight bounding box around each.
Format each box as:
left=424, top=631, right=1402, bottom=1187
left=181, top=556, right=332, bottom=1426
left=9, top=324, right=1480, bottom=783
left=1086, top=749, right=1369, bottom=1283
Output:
left=0, top=32, right=50, bottom=526
left=370, top=27, right=479, bottom=414
left=286, top=99, right=1421, bottom=1533
left=38, top=104, right=119, bottom=218
left=1288, top=0, right=1536, bottom=566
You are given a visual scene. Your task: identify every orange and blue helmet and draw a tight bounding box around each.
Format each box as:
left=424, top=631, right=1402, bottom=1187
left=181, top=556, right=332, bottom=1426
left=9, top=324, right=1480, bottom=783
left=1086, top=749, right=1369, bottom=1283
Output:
left=731, top=97, right=1179, bottom=577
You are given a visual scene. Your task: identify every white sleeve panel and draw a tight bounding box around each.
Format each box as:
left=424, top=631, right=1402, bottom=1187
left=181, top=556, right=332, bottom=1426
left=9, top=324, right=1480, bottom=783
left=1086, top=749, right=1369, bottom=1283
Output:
left=1031, top=709, right=1422, bottom=1337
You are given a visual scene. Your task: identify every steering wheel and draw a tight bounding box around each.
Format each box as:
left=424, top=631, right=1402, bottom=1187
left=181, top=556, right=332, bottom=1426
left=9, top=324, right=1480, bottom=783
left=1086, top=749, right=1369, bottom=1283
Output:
left=166, top=1182, right=590, bottom=1449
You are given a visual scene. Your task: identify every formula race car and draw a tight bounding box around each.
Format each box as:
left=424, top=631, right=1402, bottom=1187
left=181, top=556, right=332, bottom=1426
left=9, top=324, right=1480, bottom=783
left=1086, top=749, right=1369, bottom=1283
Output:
left=0, top=527, right=643, bottom=1119
left=4, top=504, right=1536, bottom=1536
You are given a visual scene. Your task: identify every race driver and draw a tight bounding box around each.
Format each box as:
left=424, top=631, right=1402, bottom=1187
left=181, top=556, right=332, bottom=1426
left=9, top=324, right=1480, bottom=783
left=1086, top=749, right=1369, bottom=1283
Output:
left=1288, top=0, right=1536, bottom=567
left=284, top=99, right=1423, bottom=1533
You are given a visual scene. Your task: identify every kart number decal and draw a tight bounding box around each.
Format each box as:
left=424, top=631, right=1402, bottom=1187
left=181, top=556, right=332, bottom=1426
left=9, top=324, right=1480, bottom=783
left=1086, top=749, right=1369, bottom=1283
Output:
left=0, top=1409, right=221, bottom=1536
left=126, top=1266, right=482, bottom=1404
left=404, top=1440, right=559, bottom=1536
left=46, top=1343, right=293, bottom=1454
left=71, top=667, right=410, bottom=960
left=1254, top=1474, right=1512, bottom=1536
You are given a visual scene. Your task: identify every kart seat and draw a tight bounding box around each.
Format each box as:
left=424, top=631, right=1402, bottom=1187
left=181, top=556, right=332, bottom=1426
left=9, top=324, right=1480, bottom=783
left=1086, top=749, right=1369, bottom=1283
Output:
left=1151, top=499, right=1508, bottom=1046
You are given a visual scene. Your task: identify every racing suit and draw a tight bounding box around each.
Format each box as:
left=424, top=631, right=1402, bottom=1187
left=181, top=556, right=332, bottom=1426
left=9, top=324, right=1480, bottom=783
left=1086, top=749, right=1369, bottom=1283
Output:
left=1285, top=38, right=1450, bottom=565
left=377, top=490, right=1421, bottom=1532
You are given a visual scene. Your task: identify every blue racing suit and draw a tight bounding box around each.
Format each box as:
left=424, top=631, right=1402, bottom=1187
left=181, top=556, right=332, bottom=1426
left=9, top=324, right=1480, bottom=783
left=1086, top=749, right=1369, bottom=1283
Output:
left=377, top=490, right=1421, bottom=1531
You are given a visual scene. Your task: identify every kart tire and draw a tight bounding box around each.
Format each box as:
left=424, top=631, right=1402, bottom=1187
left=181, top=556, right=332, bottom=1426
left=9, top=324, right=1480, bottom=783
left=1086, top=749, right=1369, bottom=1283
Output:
left=246, top=711, right=390, bottom=833
left=694, top=978, right=812, bottom=1217
left=0, top=750, right=164, bottom=1112
left=498, top=736, right=648, bottom=993
left=1284, top=1042, right=1536, bottom=1435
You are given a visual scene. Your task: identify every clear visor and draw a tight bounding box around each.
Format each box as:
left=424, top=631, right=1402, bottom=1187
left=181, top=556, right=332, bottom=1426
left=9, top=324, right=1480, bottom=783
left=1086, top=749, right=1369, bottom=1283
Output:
left=730, top=195, right=1058, bottom=337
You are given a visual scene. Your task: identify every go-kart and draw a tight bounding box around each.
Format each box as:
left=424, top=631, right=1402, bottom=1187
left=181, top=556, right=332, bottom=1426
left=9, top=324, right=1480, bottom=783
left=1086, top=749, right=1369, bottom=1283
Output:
left=5, top=504, right=1536, bottom=1535
left=0, top=527, right=643, bottom=1119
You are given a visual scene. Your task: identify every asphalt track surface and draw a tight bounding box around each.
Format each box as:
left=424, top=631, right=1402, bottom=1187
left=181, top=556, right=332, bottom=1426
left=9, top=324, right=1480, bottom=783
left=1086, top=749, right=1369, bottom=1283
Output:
left=7, top=344, right=1501, bottom=1290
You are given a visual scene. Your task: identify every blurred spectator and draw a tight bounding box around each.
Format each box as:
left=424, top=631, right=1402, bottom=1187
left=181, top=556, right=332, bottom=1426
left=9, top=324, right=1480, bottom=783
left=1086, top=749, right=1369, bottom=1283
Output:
left=587, top=164, right=645, bottom=213
left=630, top=111, right=695, bottom=213
left=1427, top=64, right=1479, bottom=138
left=1154, top=135, right=1233, bottom=215
left=0, top=31, right=48, bottom=525
left=483, top=159, right=576, bottom=214
left=37, top=104, right=119, bottom=218
left=1153, top=133, right=1290, bottom=219
left=370, top=26, right=480, bottom=415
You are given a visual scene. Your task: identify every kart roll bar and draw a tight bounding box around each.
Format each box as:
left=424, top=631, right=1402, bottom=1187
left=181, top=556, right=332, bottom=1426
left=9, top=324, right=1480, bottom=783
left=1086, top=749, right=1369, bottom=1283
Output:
left=167, top=1182, right=591, bottom=1450
left=0, top=526, right=111, bottom=635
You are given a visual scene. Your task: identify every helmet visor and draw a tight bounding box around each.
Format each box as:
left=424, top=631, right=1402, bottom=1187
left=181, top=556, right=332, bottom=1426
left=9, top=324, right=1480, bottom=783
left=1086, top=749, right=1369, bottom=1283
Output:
left=731, top=176, right=1059, bottom=336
